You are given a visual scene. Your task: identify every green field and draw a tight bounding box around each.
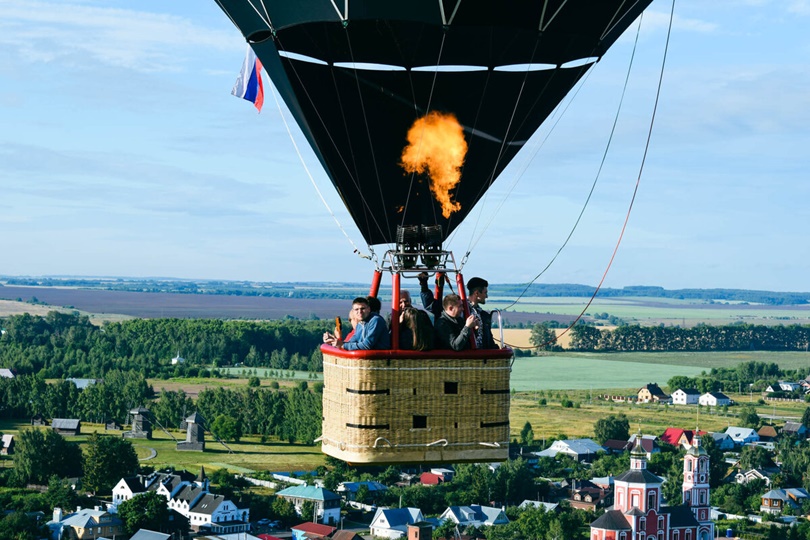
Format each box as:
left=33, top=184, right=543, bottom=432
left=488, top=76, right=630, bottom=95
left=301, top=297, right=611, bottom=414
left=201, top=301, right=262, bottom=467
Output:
left=489, top=296, right=810, bottom=326
left=511, top=351, right=810, bottom=390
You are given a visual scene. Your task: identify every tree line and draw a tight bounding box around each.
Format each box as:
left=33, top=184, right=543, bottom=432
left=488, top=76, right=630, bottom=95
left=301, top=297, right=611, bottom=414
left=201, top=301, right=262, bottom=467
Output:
left=565, top=322, right=810, bottom=352
left=0, top=372, right=322, bottom=444
left=0, top=312, right=328, bottom=378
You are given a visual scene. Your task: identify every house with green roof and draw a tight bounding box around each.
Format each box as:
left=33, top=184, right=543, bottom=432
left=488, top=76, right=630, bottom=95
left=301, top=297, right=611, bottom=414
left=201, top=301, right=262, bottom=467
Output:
left=275, top=485, right=341, bottom=526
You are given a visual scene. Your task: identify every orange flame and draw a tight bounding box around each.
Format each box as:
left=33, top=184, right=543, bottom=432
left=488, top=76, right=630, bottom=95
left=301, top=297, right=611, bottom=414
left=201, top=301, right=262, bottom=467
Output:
left=400, top=112, right=468, bottom=218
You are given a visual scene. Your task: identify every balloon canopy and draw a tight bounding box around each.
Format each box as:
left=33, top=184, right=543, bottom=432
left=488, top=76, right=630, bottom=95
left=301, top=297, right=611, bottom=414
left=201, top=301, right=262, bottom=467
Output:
left=214, top=0, right=654, bottom=245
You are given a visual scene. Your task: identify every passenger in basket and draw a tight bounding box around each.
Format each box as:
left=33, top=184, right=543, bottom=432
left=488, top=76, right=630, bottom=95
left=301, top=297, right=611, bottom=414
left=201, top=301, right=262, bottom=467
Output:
left=398, top=306, right=434, bottom=351
left=323, top=297, right=390, bottom=350
left=434, top=294, right=477, bottom=351
left=343, top=308, right=362, bottom=341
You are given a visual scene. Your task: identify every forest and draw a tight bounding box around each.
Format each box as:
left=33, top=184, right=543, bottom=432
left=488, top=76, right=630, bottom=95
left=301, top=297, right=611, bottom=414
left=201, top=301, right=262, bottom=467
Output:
left=0, top=311, right=328, bottom=378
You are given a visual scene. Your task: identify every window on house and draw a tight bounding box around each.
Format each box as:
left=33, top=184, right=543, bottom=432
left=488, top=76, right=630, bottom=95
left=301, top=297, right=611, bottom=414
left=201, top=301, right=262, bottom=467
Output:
left=445, top=381, right=459, bottom=394
left=413, top=415, right=427, bottom=429
left=648, top=491, right=656, bottom=509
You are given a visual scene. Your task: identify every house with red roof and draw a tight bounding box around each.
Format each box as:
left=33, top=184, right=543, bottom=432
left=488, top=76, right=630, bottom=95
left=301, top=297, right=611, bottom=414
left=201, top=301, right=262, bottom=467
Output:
left=420, top=472, right=444, bottom=485
left=660, top=428, right=706, bottom=449
left=291, top=521, right=336, bottom=540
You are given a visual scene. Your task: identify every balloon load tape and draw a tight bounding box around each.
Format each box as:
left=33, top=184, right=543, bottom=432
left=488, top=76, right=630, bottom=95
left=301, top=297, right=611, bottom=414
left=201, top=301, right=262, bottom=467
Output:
left=395, top=224, right=444, bottom=269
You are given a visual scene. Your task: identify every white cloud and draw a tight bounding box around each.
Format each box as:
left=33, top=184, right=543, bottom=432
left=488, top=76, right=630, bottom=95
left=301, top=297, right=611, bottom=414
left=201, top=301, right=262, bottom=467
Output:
left=0, top=0, right=239, bottom=72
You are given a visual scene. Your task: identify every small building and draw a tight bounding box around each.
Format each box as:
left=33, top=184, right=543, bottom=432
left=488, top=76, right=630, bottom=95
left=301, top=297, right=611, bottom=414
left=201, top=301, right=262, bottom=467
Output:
left=535, top=438, right=605, bottom=462
left=736, top=468, right=777, bottom=487
left=275, top=486, right=341, bottom=526
left=177, top=412, right=206, bottom=452
left=699, top=391, right=731, bottom=407
left=31, top=414, right=46, bottom=426
left=660, top=428, right=705, bottom=450
left=48, top=506, right=126, bottom=540
left=124, top=407, right=153, bottom=440
left=1, top=434, right=14, bottom=455
left=709, top=431, right=735, bottom=451
left=0, top=368, right=14, bottom=379
left=757, top=425, right=778, bottom=442
left=627, top=433, right=660, bottom=458
left=760, top=488, right=810, bottom=515
left=171, top=352, right=186, bottom=365
left=671, top=388, right=701, bottom=405
left=637, top=383, right=670, bottom=404
left=337, top=481, right=388, bottom=502
left=439, top=505, right=509, bottom=528
left=518, top=500, right=559, bottom=512
left=370, top=508, right=424, bottom=539
left=419, top=472, right=444, bottom=485
left=725, top=427, right=759, bottom=446
left=782, top=422, right=808, bottom=439
left=766, top=381, right=801, bottom=393
left=130, top=530, right=170, bottom=540
left=568, top=479, right=613, bottom=511
left=66, top=378, right=99, bottom=390
left=51, top=418, right=81, bottom=436
left=291, top=522, right=336, bottom=540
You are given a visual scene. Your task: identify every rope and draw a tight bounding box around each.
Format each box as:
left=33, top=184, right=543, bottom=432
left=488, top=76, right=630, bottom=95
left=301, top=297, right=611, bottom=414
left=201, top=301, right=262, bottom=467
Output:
left=268, top=78, right=371, bottom=259
left=518, top=0, right=676, bottom=351
left=501, top=12, right=645, bottom=312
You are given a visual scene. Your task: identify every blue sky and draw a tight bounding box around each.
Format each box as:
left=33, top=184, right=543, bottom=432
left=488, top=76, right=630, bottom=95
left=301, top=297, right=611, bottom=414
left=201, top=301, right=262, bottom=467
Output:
left=1, top=1, right=809, bottom=291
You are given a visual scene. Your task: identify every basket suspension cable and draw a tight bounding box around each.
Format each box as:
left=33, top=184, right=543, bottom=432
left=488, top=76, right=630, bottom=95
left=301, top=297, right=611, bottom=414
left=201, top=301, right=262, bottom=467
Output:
left=501, top=13, right=646, bottom=313
left=461, top=6, right=651, bottom=266
left=343, top=29, right=393, bottom=240
left=272, top=36, right=390, bottom=245
left=512, top=0, right=675, bottom=351
left=267, top=74, right=371, bottom=260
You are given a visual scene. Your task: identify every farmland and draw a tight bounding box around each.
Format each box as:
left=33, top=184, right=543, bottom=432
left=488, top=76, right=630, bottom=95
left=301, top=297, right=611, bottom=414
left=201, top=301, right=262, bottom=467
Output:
left=3, top=284, right=810, bottom=327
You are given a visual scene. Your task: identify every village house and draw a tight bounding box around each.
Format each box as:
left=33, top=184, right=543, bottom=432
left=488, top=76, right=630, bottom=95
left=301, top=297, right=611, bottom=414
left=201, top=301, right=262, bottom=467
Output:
left=589, top=435, right=714, bottom=540
left=660, top=428, right=705, bottom=450
left=709, top=432, right=735, bottom=451
left=757, top=425, right=778, bottom=442
left=671, top=389, right=701, bottom=405
left=698, top=392, right=731, bottom=407
left=1, top=434, right=14, bottom=455
left=369, top=507, right=424, bottom=539
left=111, top=469, right=247, bottom=533
left=275, top=485, right=341, bottom=526
left=51, top=418, right=81, bottom=436
left=439, top=505, right=509, bottom=528
left=760, top=488, right=810, bottom=515
left=627, top=433, right=660, bottom=458
left=637, top=383, right=671, bottom=404
left=724, top=427, right=760, bottom=446
left=291, top=521, right=336, bottom=540
left=569, top=479, right=613, bottom=511
left=765, top=381, right=801, bottom=393
left=337, top=481, right=388, bottom=502
left=536, top=438, right=605, bottom=462
left=782, top=421, right=808, bottom=439
left=735, top=468, right=777, bottom=487
left=47, top=506, right=125, bottom=540
left=0, top=368, right=14, bottom=378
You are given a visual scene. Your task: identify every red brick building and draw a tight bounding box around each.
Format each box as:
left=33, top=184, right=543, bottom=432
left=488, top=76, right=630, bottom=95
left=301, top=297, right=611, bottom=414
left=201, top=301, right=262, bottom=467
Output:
left=589, top=435, right=714, bottom=540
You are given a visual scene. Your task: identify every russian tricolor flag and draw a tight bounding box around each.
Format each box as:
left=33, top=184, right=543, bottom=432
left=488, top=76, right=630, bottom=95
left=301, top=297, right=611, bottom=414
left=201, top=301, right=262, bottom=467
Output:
left=232, top=46, right=264, bottom=112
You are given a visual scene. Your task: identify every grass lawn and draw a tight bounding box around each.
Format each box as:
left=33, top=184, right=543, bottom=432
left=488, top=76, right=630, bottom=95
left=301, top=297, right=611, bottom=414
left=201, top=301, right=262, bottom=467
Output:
left=0, top=420, right=326, bottom=472
left=509, top=390, right=808, bottom=441
left=511, top=351, right=810, bottom=390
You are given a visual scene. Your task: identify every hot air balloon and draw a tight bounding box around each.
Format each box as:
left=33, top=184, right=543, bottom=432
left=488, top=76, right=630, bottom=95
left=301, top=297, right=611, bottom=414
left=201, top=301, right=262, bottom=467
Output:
left=212, top=0, right=655, bottom=464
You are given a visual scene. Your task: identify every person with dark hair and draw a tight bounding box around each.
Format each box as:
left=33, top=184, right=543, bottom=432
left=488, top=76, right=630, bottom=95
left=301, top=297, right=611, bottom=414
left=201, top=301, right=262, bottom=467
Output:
left=465, top=277, right=497, bottom=349
left=323, top=297, right=390, bottom=350
left=435, top=294, right=477, bottom=351
left=398, top=306, right=434, bottom=351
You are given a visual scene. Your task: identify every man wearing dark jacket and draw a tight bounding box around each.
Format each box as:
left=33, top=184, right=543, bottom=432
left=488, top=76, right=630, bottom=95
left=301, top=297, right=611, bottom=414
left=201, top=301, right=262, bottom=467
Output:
left=435, top=294, right=477, bottom=351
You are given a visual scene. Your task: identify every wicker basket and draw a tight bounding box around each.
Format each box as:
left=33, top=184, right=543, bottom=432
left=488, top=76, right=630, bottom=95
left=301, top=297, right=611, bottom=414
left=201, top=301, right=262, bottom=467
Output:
left=320, top=345, right=512, bottom=464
